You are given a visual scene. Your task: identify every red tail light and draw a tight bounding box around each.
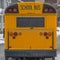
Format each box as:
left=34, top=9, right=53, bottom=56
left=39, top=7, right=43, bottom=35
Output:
left=49, top=8, right=53, bottom=12
left=44, top=32, right=48, bottom=36
left=14, top=32, right=18, bottom=36
left=44, top=32, right=52, bottom=36
left=8, top=8, right=12, bottom=12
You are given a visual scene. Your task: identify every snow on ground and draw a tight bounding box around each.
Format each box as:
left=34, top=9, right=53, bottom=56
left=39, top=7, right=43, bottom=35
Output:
left=0, top=40, right=4, bottom=44
left=0, top=34, right=4, bottom=44
left=55, top=54, right=60, bottom=60
left=57, top=27, right=60, bottom=36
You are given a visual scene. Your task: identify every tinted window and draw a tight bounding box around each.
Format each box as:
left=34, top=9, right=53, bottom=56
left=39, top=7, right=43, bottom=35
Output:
left=17, top=17, right=44, bottom=27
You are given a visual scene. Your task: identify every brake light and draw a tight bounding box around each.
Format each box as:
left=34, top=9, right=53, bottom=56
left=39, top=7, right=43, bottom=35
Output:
left=44, top=32, right=48, bottom=36
left=44, top=32, right=52, bottom=39
left=14, top=32, right=18, bottom=36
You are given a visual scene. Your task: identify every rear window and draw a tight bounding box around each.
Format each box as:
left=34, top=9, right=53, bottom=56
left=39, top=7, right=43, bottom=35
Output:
left=17, top=17, right=44, bottom=27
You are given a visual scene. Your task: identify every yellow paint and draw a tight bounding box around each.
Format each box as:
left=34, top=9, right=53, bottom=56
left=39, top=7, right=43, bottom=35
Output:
left=4, top=2, right=57, bottom=50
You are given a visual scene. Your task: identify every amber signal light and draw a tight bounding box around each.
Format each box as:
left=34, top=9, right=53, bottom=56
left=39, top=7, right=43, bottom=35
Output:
left=44, top=8, right=48, bottom=12
left=13, top=9, right=17, bottom=12
left=10, top=32, right=13, bottom=36
left=48, top=32, right=52, bottom=36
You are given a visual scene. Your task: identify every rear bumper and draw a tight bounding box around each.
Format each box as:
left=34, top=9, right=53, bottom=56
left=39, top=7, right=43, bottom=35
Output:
left=5, top=50, right=57, bottom=57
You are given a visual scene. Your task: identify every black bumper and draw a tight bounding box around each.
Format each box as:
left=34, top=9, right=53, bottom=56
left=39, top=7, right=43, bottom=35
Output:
left=5, top=50, right=57, bottom=57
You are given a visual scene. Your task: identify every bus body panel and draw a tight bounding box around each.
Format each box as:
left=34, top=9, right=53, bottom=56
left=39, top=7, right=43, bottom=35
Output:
left=5, top=15, right=57, bottom=50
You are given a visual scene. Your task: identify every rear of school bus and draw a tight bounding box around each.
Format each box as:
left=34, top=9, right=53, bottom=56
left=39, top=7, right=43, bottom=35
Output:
left=4, top=2, right=57, bottom=60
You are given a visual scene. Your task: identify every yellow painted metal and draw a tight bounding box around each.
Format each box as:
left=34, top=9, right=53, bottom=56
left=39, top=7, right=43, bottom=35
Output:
left=9, top=30, right=53, bottom=50
left=4, top=2, right=57, bottom=50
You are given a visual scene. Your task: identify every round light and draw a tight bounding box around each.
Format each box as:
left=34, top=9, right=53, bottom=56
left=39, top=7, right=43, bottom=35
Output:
left=8, top=8, right=12, bottom=12
left=49, top=8, right=53, bottom=12
left=44, top=32, right=48, bottom=36
left=44, top=8, right=48, bottom=12
left=13, top=36, right=16, bottom=39
left=10, top=32, right=13, bottom=36
left=46, top=36, right=49, bottom=39
left=13, top=9, right=17, bottom=12
left=48, top=32, right=52, bottom=36
left=14, top=32, right=18, bottom=36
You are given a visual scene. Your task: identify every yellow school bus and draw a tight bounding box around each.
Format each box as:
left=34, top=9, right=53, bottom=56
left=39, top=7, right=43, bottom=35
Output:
left=4, top=2, right=57, bottom=60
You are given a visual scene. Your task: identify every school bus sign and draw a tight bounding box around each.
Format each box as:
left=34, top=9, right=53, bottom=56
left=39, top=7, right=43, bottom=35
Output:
left=20, top=5, right=40, bottom=10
